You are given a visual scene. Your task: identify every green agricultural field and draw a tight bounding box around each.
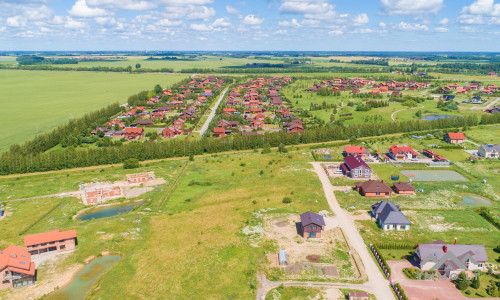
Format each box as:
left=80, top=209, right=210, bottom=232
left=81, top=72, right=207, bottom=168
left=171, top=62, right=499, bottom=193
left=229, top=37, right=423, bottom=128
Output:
left=464, top=125, right=500, bottom=145
left=0, top=70, right=187, bottom=152
left=42, top=55, right=287, bottom=72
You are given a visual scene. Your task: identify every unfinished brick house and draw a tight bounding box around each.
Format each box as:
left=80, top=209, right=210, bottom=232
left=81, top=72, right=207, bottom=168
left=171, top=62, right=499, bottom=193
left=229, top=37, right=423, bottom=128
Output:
left=126, top=172, right=155, bottom=184
left=24, top=229, right=77, bottom=256
left=80, top=182, right=123, bottom=205
left=0, top=245, right=36, bottom=289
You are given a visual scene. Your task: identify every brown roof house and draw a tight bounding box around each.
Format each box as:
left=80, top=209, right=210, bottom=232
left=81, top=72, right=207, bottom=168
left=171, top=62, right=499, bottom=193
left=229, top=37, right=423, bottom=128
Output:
left=24, top=229, right=77, bottom=255
left=355, top=180, right=392, bottom=197
left=414, top=241, right=488, bottom=276
left=371, top=201, right=411, bottom=231
left=393, top=182, right=415, bottom=195
left=300, top=211, right=325, bottom=239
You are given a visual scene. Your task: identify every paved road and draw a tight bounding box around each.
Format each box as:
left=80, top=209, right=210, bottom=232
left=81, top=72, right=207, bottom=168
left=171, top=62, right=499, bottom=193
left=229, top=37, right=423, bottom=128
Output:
left=196, top=87, right=228, bottom=138
left=310, top=162, right=395, bottom=300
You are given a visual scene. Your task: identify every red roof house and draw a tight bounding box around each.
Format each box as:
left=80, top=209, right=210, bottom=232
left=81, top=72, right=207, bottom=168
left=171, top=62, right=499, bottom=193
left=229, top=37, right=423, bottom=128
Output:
left=0, top=245, right=36, bottom=289
left=444, top=132, right=466, bottom=145
left=344, top=146, right=369, bottom=158
left=24, top=229, right=77, bottom=255
left=123, top=127, right=144, bottom=140
left=388, top=146, right=419, bottom=161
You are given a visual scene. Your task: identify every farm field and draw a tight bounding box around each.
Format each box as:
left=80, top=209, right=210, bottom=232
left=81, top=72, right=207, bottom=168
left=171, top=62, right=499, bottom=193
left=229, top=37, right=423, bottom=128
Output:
left=0, top=70, right=187, bottom=151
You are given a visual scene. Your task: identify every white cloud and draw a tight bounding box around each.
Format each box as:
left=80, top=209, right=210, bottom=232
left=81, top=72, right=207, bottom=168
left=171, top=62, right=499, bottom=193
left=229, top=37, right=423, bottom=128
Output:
left=225, top=5, right=239, bottom=15
left=64, top=17, right=87, bottom=28
left=156, top=0, right=213, bottom=5
left=25, top=5, right=54, bottom=20
left=461, top=0, right=500, bottom=16
left=434, top=27, right=448, bottom=32
left=87, top=0, right=156, bottom=10
left=394, top=21, right=429, bottom=31
left=279, top=0, right=337, bottom=20
left=460, top=26, right=483, bottom=33
left=459, top=0, right=500, bottom=25
left=278, top=18, right=302, bottom=27
left=242, top=14, right=264, bottom=25
left=353, top=13, right=369, bottom=26
left=212, top=18, right=230, bottom=27
left=186, top=5, right=215, bottom=21
left=69, top=0, right=107, bottom=17
left=190, top=23, right=210, bottom=31
left=379, top=22, right=387, bottom=28
left=328, top=29, right=343, bottom=36
left=6, top=15, right=27, bottom=27
left=439, top=18, right=449, bottom=25
left=380, top=0, right=444, bottom=15
left=158, top=18, right=182, bottom=26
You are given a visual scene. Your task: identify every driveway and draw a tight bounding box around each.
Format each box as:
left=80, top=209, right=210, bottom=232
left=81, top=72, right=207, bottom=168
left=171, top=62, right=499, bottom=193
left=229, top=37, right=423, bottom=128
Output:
left=389, top=260, right=467, bottom=300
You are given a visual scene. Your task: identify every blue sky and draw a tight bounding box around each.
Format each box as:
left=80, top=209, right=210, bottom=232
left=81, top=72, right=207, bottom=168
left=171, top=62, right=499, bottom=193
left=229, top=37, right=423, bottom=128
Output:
left=1, top=0, right=500, bottom=51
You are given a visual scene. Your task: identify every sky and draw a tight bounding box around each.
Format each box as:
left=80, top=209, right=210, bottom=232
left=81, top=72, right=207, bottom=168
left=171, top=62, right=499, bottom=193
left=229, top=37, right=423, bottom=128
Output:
left=1, top=0, right=500, bottom=51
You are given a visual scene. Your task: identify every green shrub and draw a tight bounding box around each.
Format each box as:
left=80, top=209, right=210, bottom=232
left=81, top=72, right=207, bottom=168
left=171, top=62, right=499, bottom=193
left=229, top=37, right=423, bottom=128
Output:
left=282, top=197, right=292, bottom=204
left=123, top=158, right=140, bottom=169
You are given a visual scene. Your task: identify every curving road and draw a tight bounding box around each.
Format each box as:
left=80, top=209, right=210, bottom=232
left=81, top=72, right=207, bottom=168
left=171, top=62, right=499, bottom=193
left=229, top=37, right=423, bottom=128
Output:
left=391, top=105, right=424, bottom=122
left=196, top=87, right=228, bottom=139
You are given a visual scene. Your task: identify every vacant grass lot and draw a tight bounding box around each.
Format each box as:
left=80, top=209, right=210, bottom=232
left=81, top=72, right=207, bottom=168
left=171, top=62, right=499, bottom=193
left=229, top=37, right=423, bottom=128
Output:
left=0, top=150, right=330, bottom=299
left=0, top=70, right=187, bottom=152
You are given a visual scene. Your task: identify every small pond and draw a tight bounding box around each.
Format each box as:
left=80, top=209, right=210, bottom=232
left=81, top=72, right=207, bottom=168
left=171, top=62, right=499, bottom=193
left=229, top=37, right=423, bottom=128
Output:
left=77, top=201, right=145, bottom=221
left=421, top=115, right=456, bottom=121
left=46, top=255, right=120, bottom=300
left=458, top=194, right=492, bottom=206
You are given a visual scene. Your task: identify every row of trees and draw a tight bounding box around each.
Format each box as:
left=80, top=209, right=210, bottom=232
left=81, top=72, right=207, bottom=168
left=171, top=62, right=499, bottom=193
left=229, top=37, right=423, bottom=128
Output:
left=0, top=64, right=174, bottom=73
left=2, top=113, right=499, bottom=175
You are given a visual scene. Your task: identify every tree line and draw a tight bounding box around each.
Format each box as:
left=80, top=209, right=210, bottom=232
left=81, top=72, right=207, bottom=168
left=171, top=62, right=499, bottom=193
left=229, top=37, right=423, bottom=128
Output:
left=2, top=112, right=499, bottom=175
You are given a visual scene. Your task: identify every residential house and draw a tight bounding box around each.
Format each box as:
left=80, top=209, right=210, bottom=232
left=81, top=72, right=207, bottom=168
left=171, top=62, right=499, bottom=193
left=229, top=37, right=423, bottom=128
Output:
left=341, top=155, right=371, bottom=178
left=442, top=95, right=455, bottom=101
left=355, top=180, right=392, bottom=197
left=348, top=291, right=369, bottom=300
left=250, top=119, right=264, bottom=129
left=24, top=229, right=77, bottom=255
left=217, top=119, right=239, bottom=128
left=162, top=126, right=182, bottom=138
left=485, top=106, right=500, bottom=114
left=0, top=245, right=36, bottom=289
left=444, top=132, right=466, bottom=145
left=123, top=128, right=144, bottom=140
left=137, top=120, right=153, bottom=126
left=388, top=146, right=419, bottom=161
left=213, top=127, right=227, bottom=138
left=478, top=144, right=500, bottom=158
left=173, top=118, right=185, bottom=129
left=126, top=172, right=155, bottom=184
left=344, top=146, right=370, bottom=158
left=300, top=211, right=325, bottom=239
left=414, top=241, right=488, bottom=276
left=371, top=201, right=411, bottom=230
left=393, top=182, right=415, bottom=195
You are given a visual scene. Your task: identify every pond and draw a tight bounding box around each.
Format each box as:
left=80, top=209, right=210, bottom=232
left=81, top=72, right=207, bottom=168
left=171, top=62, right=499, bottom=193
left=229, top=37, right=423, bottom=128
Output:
left=421, top=115, right=456, bottom=121
left=458, top=194, right=492, bottom=206
left=46, top=255, right=120, bottom=300
left=77, top=201, right=145, bottom=221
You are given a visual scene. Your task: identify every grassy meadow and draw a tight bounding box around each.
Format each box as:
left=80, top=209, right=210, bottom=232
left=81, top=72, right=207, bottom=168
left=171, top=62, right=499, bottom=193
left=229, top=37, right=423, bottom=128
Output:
left=0, top=149, right=331, bottom=299
left=0, top=70, right=187, bottom=152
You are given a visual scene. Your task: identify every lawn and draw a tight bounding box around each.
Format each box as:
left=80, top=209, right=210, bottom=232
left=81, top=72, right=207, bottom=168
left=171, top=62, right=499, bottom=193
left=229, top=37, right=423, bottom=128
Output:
left=464, top=125, right=500, bottom=145
left=357, top=209, right=500, bottom=262
left=0, top=70, right=187, bottom=152
left=266, top=286, right=322, bottom=300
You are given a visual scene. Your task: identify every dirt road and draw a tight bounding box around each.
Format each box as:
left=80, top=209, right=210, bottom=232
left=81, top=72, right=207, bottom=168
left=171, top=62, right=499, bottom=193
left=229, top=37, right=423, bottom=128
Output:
left=310, top=162, right=395, bottom=300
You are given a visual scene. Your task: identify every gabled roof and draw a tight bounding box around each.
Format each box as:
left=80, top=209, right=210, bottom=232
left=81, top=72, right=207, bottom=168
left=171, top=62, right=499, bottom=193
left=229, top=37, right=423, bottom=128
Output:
left=123, top=127, right=144, bottom=134
left=0, top=245, right=36, bottom=275
left=378, top=206, right=411, bottom=225
left=416, top=241, right=488, bottom=263
left=300, top=211, right=325, bottom=227
left=24, top=229, right=77, bottom=247
left=389, top=145, right=419, bottom=156
left=480, top=144, right=500, bottom=152
left=344, top=155, right=370, bottom=170
left=371, top=201, right=399, bottom=215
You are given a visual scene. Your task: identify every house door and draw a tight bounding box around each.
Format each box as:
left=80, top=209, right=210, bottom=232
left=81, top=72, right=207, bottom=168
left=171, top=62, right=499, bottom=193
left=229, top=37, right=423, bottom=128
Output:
left=309, top=232, right=316, bottom=238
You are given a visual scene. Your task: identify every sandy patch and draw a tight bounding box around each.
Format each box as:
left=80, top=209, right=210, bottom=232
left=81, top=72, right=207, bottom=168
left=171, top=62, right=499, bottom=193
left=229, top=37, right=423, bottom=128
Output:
left=322, top=287, right=343, bottom=300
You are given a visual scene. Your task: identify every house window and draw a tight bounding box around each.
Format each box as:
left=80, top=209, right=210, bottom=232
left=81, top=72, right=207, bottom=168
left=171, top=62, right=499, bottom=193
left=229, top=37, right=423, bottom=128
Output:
left=313, top=226, right=317, bottom=229
left=2, top=280, right=10, bottom=285
left=60, top=245, right=66, bottom=250
left=376, top=192, right=380, bottom=196
left=478, top=264, right=483, bottom=268
left=308, top=226, right=312, bottom=230
left=400, top=225, right=406, bottom=230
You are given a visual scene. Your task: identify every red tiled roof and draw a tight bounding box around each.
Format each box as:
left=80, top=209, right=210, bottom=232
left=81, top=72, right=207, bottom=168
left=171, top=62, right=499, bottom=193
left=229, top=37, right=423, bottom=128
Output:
left=344, top=145, right=368, bottom=154
left=123, top=127, right=144, bottom=134
left=0, top=245, right=36, bottom=276
left=389, top=145, right=419, bottom=156
left=24, top=229, right=77, bottom=247
left=446, top=132, right=465, bottom=140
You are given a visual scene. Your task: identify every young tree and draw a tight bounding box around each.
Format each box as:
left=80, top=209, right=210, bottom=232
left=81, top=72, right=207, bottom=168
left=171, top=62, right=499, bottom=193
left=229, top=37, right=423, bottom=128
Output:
left=277, top=143, right=288, bottom=153
left=123, top=158, right=140, bottom=169
left=135, top=63, right=141, bottom=69
left=471, top=275, right=480, bottom=289
left=154, top=84, right=162, bottom=95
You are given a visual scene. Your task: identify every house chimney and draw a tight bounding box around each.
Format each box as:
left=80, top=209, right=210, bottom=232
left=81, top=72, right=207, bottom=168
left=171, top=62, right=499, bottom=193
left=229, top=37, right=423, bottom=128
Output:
left=443, top=245, right=448, bottom=253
